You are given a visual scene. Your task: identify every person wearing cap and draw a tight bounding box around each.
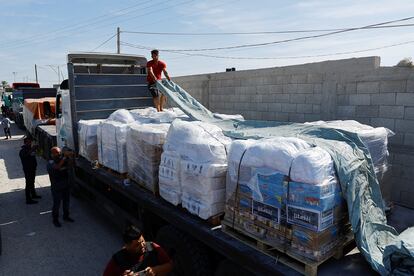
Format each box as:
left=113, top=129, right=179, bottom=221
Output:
left=47, top=146, right=74, bottom=227
left=19, top=137, right=41, bottom=204
left=147, top=49, right=171, bottom=112
left=103, top=226, right=173, bottom=276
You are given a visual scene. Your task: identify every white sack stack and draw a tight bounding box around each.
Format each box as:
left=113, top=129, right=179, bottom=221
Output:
left=160, top=120, right=231, bottom=219
left=97, top=109, right=135, bottom=173
left=127, top=123, right=170, bottom=193
left=78, top=119, right=103, bottom=162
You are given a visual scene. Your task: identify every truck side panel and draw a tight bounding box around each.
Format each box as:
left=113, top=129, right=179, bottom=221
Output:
left=67, top=63, right=152, bottom=151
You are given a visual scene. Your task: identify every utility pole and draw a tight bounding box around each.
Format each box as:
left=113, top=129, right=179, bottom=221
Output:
left=35, top=64, right=39, bottom=83
left=117, top=27, right=121, bottom=54
left=58, top=66, right=61, bottom=83
left=12, top=72, right=17, bottom=82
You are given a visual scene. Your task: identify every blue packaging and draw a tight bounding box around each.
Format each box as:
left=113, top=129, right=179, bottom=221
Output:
left=253, top=172, right=287, bottom=208
left=288, top=181, right=339, bottom=211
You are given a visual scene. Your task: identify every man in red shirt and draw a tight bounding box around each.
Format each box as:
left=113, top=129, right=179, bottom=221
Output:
left=103, top=226, right=173, bottom=276
left=147, top=49, right=171, bottom=112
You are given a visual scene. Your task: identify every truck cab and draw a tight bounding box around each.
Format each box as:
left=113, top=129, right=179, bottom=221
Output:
left=56, top=52, right=151, bottom=151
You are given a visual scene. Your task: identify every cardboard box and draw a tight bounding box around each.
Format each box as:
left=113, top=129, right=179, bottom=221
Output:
left=287, top=205, right=334, bottom=232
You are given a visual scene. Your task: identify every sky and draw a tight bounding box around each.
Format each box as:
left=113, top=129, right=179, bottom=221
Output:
left=1, top=0, right=414, bottom=87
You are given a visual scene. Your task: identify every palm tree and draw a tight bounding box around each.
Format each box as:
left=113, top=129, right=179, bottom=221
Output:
left=1, top=81, right=9, bottom=89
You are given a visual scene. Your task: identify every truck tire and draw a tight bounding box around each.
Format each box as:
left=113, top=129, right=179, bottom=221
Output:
left=156, top=225, right=212, bottom=276
left=215, top=260, right=251, bottom=276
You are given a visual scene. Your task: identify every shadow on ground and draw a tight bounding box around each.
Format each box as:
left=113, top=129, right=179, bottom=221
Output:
left=0, top=187, right=121, bottom=275
left=0, top=121, right=48, bottom=180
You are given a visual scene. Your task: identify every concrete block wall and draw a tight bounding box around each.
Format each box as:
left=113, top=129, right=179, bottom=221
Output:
left=173, top=57, right=414, bottom=208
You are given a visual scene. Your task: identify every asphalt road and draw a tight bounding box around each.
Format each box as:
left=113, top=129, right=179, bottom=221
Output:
left=0, top=121, right=121, bottom=276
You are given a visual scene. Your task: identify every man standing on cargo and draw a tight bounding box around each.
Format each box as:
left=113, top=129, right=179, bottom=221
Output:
left=103, top=226, right=173, bottom=276
left=147, top=49, right=171, bottom=112
left=1, top=116, right=11, bottom=139
left=47, top=147, right=75, bottom=227
left=19, top=137, right=41, bottom=204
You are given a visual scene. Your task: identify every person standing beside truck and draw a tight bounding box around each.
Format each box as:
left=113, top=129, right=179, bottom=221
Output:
left=147, top=49, right=171, bottom=112
left=1, top=116, right=11, bottom=139
left=103, top=226, right=173, bottom=276
left=19, top=137, right=41, bottom=204
left=47, top=147, right=75, bottom=227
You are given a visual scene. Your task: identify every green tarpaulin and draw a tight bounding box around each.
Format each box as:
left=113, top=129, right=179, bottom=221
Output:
left=157, top=80, right=414, bottom=275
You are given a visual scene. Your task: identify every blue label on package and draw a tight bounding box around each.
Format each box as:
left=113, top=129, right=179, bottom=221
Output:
left=254, top=173, right=286, bottom=207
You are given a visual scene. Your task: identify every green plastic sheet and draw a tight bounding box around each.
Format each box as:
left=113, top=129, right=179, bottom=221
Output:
left=157, top=80, right=414, bottom=275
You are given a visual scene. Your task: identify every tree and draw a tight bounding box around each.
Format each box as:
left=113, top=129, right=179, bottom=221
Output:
left=396, top=57, right=414, bottom=68
left=1, top=81, right=9, bottom=89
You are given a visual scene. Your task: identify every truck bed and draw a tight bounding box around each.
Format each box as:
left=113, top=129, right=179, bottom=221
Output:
left=35, top=125, right=57, bottom=159
left=74, top=157, right=298, bottom=276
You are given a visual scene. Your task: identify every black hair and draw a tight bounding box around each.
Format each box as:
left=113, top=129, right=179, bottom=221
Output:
left=151, top=49, right=159, bottom=56
left=23, top=137, right=32, bottom=143
left=122, top=225, right=142, bottom=244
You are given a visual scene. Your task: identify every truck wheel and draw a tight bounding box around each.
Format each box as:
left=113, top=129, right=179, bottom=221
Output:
left=156, top=225, right=212, bottom=276
left=215, top=260, right=250, bottom=276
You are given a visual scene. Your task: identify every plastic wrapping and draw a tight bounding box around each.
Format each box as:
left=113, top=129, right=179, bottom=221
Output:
left=159, top=151, right=182, bottom=205
left=126, top=123, right=170, bottom=193
left=290, top=147, right=335, bottom=184
left=181, top=161, right=227, bottom=219
left=107, top=109, right=135, bottom=124
left=78, top=119, right=103, bottom=162
left=130, top=107, right=189, bottom=124
left=305, top=120, right=393, bottom=175
left=213, top=113, right=244, bottom=121
left=226, top=137, right=310, bottom=204
left=97, top=120, right=129, bottom=173
left=163, top=120, right=231, bottom=163
left=159, top=120, right=231, bottom=218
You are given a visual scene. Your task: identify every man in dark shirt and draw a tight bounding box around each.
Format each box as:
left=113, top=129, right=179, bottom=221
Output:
left=47, top=147, right=74, bottom=227
left=19, top=137, right=41, bottom=204
left=104, top=226, right=173, bottom=276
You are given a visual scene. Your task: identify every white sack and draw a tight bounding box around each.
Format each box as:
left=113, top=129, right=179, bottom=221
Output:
left=97, top=120, right=129, bottom=173
left=78, top=119, right=103, bottom=161
left=108, top=109, right=135, bottom=124
left=290, top=147, right=335, bottom=184
left=127, top=123, right=170, bottom=191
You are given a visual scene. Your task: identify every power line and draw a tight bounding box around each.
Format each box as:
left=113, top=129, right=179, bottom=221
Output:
left=0, top=0, right=169, bottom=51
left=120, top=39, right=414, bottom=60
left=122, top=23, right=414, bottom=36
left=91, top=33, right=118, bottom=51
left=0, top=0, right=156, bottom=49
left=144, top=16, right=414, bottom=51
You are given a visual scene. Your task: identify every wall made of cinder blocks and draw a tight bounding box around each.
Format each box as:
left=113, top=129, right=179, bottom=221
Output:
left=172, top=57, right=414, bottom=208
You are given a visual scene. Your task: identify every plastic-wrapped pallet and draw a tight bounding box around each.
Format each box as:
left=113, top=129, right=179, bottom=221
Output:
left=224, top=137, right=311, bottom=244
left=97, top=109, right=135, bottom=173
left=305, top=120, right=393, bottom=175
left=286, top=147, right=349, bottom=260
left=127, top=123, right=170, bottom=193
left=78, top=119, right=103, bottom=162
left=160, top=120, right=232, bottom=219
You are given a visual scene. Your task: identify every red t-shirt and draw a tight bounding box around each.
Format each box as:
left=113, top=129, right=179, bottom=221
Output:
left=103, top=243, right=171, bottom=276
left=147, top=60, right=166, bottom=84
